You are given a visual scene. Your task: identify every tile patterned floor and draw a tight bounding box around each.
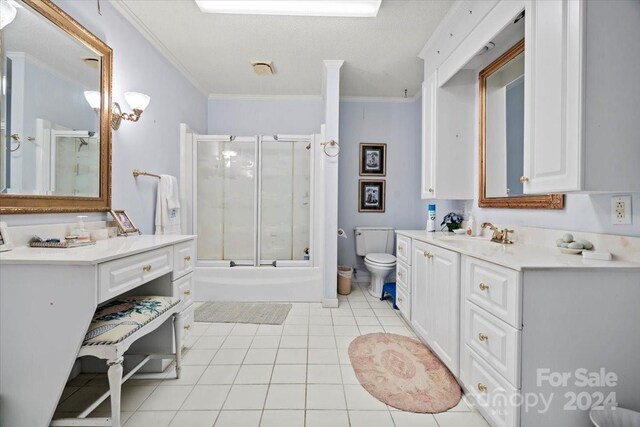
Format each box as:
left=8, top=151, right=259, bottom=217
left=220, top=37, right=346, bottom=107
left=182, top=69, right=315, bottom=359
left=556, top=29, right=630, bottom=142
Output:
left=54, top=283, right=490, bottom=427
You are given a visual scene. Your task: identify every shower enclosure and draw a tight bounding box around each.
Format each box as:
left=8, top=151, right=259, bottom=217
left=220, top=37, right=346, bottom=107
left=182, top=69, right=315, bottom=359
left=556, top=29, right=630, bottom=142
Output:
left=195, top=134, right=314, bottom=268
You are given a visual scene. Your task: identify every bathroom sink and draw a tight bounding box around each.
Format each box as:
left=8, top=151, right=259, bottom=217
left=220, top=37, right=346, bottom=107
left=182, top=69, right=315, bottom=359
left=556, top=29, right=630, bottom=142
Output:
left=436, top=236, right=507, bottom=254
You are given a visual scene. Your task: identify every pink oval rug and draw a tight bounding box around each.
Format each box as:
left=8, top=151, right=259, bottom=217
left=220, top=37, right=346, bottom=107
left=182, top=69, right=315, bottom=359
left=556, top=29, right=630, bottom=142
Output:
left=348, top=333, right=461, bottom=413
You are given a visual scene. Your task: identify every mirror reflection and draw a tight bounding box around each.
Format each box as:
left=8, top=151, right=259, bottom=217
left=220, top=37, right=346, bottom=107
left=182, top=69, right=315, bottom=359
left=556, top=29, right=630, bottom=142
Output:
left=484, top=50, right=524, bottom=198
left=1, top=0, right=101, bottom=197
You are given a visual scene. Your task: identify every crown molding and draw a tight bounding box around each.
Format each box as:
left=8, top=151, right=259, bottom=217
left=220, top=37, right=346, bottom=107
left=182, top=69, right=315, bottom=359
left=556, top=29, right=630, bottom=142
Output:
left=207, top=92, right=422, bottom=102
left=110, top=0, right=208, bottom=96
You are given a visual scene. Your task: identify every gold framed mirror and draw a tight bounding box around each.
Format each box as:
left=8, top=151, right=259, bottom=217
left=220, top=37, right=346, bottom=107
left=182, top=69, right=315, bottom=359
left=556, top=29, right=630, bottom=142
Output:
left=479, top=39, right=563, bottom=209
left=0, top=0, right=112, bottom=214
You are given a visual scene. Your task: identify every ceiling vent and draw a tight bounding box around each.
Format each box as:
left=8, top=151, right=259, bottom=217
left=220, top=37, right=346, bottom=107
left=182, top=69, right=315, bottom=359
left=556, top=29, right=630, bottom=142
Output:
left=252, top=61, right=274, bottom=75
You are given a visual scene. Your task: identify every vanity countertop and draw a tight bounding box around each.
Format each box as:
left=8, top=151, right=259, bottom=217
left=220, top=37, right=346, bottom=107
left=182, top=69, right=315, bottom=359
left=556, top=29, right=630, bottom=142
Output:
left=0, top=235, right=196, bottom=266
left=396, top=230, right=640, bottom=271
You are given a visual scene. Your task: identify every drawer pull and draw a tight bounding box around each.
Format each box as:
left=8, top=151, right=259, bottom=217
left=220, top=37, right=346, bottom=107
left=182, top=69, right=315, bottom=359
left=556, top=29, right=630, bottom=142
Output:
left=479, top=283, right=490, bottom=291
left=398, top=271, right=403, bottom=278
left=398, top=247, right=404, bottom=252
left=183, top=289, right=191, bottom=296
left=477, top=383, right=488, bottom=393
left=184, top=255, right=191, bottom=262
left=423, top=251, right=433, bottom=258
left=142, top=264, right=152, bottom=272
left=478, top=333, right=489, bottom=342
left=397, top=297, right=403, bottom=303
left=184, top=324, right=191, bottom=331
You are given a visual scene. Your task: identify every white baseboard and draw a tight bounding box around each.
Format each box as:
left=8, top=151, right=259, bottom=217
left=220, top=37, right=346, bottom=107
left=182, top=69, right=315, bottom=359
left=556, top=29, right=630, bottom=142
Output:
left=322, top=298, right=339, bottom=308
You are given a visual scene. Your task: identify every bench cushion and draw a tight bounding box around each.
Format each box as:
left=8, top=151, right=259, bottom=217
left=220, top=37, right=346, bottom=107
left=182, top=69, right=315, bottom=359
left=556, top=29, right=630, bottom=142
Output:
left=83, top=296, right=179, bottom=346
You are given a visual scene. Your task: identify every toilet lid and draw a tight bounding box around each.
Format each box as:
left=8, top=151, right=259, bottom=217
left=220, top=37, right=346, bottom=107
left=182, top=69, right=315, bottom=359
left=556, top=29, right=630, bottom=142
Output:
left=365, top=253, right=396, bottom=264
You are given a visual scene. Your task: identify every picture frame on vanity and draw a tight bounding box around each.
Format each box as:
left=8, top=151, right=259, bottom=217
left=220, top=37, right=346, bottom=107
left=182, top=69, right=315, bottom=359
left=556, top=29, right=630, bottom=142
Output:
left=358, top=180, right=386, bottom=213
left=0, top=222, right=14, bottom=252
left=110, top=210, right=139, bottom=235
left=359, top=143, right=386, bottom=176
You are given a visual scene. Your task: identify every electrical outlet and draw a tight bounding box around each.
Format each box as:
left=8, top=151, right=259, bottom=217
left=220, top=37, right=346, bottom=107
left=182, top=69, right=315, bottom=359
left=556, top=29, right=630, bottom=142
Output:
left=611, top=195, right=632, bottom=225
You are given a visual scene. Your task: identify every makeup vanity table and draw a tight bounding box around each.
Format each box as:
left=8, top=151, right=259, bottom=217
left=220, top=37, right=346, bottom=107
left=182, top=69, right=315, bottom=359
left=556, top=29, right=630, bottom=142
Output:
left=0, top=235, right=196, bottom=427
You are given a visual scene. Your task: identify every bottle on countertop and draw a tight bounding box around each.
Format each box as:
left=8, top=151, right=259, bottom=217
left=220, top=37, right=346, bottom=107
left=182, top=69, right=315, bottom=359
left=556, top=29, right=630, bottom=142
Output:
left=426, top=204, right=436, bottom=232
left=466, top=212, right=478, bottom=237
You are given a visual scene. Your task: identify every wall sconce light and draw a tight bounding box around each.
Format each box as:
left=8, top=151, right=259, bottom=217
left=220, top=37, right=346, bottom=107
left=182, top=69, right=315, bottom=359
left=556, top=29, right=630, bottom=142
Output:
left=0, top=0, right=18, bottom=30
left=83, top=91, right=151, bottom=130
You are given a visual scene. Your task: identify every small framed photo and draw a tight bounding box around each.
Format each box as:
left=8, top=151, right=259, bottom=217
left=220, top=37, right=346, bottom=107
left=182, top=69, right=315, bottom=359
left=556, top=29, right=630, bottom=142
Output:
left=358, top=180, right=385, bottom=213
left=0, top=222, right=14, bottom=252
left=110, top=210, right=139, bottom=235
left=359, top=143, right=386, bottom=176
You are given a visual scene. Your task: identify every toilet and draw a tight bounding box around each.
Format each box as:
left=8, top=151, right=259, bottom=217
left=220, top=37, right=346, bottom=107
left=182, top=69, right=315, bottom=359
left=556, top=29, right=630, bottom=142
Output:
left=354, top=226, right=396, bottom=297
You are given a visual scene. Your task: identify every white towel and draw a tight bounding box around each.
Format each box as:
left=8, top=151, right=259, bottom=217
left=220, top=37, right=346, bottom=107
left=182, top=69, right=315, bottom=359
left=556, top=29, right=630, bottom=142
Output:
left=155, top=175, right=181, bottom=235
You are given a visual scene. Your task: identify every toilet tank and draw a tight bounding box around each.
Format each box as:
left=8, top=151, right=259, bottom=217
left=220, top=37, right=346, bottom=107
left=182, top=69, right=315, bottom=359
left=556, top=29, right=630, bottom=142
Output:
left=354, top=227, right=395, bottom=256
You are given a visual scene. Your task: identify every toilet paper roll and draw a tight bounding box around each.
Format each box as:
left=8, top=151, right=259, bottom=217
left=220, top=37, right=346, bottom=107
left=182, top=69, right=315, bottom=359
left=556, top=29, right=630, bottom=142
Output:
left=337, top=228, right=347, bottom=239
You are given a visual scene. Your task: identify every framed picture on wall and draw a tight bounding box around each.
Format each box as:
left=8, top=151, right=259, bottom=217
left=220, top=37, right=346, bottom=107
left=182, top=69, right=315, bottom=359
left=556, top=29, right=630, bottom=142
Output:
left=0, top=222, right=14, bottom=252
left=358, top=180, right=385, bottom=212
left=110, top=210, right=139, bottom=235
left=359, top=143, right=386, bottom=176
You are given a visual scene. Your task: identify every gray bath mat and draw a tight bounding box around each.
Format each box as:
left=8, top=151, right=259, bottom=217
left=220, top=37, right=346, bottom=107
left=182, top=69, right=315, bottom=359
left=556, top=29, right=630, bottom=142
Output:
left=195, top=302, right=292, bottom=325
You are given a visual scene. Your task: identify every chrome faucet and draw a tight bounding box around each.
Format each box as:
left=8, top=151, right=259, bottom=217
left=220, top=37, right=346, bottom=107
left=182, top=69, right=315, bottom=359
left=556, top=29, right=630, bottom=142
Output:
left=481, top=222, right=514, bottom=244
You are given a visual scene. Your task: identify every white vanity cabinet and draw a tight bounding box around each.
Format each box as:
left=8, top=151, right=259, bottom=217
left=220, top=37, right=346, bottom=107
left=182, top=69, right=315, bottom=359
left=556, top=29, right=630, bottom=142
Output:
left=523, top=0, right=640, bottom=193
left=411, top=239, right=461, bottom=376
left=396, top=231, right=640, bottom=427
left=421, top=69, right=475, bottom=200
left=0, top=235, right=196, bottom=427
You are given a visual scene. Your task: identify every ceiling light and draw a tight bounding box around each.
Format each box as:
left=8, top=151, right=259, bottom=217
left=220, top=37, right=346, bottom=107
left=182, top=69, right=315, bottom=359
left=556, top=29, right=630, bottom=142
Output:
left=194, top=0, right=382, bottom=17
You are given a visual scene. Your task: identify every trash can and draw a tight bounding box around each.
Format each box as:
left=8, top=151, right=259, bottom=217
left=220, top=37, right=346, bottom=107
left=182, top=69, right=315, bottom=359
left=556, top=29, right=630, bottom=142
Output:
left=337, top=266, right=353, bottom=295
left=590, top=406, right=640, bottom=427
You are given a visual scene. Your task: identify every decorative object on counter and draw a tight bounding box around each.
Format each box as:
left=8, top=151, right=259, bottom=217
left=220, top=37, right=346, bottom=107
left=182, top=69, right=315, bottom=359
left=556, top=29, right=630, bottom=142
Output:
left=348, top=333, right=462, bottom=413
left=29, top=235, right=95, bottom=249
left=359, top=143, right=386, bottom=176
left=110, top=210, right=140, bottom=236
left=441, top=212, right=463, bottom=232
left=555, top=233, right=594, bottom=255
left=358, top=180, right=385, bottom=212
left=583, top=251, right=612, bottom=261
left=426, top=204, right=436, bottom=232
left=0, top=222, right=14, bottom=252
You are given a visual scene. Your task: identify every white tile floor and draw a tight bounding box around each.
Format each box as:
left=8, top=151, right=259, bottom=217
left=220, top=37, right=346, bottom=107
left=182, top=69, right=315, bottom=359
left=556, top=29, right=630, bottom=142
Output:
left=54, top=283, right=490, bottom=427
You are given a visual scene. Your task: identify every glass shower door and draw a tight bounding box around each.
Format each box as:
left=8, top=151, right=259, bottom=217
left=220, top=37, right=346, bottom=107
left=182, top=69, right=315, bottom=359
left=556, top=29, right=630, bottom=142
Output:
left=259, top=135, right=312, bottom=266
left=196, top=136, right=257, bottom=266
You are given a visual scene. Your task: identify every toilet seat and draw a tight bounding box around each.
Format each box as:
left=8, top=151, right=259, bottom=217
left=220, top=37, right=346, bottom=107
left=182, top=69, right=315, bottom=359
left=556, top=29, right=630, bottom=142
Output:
left=365, top=253, right=396, bottom=265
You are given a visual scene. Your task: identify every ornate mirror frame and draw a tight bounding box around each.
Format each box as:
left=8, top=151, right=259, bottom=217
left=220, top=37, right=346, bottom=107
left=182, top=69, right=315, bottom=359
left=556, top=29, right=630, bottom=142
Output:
left=0, top=0, right=112, bottom=214
left=479, top=39, right=563, bottom=209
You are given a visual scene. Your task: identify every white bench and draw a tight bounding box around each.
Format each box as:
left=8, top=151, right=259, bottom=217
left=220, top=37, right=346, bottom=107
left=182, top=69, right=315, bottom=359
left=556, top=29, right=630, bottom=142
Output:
left=50, top=296, right=185, bottom=427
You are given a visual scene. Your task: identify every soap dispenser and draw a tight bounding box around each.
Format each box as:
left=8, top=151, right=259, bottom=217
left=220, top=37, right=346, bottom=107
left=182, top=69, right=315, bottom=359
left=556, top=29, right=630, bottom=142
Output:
left=74, top=216, right=90, bottom=242
left=466, top=212, right=478, bottom=237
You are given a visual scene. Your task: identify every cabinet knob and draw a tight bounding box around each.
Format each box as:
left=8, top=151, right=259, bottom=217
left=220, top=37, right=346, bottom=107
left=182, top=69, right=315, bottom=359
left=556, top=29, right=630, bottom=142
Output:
left=184, top=255, right=191, bottom=262
left=478, top=383, right=488, bottom=393
left=479, top=283, right=489, bottom=291
left=423, top=251, right=433, bottom=258
left=519, top=176, right=529, bottom=183
left=184, top=324, right=191, bottom=330
left=478, top=333, right=489, bottom=342
left=142, top=264, right=152, bottom=272
left=183, top=289, right=191, bottom=296
left=428, top=188, right=434, bottom=193
left=397, top=296, right=403, bottom=303
left=398, top=247, right=403, bottom=252
left=398, top=271, right=403, bottom=278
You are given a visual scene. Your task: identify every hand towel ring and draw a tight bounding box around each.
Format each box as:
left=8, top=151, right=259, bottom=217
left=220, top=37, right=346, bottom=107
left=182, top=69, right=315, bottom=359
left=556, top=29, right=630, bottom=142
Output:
left=322, top=140, right=340, bottom=157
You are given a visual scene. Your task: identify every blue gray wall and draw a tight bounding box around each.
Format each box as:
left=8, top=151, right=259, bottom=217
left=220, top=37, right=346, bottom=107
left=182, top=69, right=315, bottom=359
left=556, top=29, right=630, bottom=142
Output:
left=1, top=0, right=208, bottom=232
left=337, top=99, right=462, bottom=269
